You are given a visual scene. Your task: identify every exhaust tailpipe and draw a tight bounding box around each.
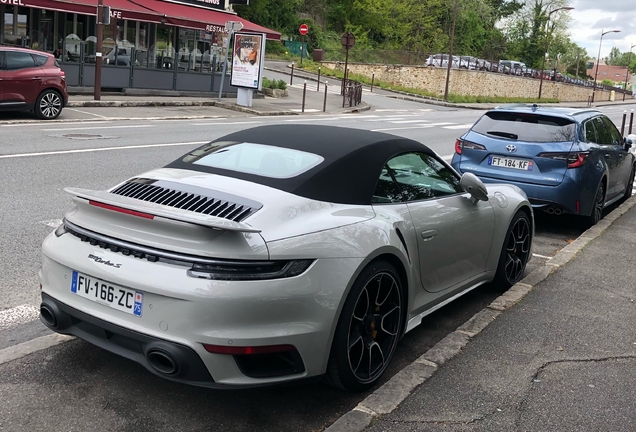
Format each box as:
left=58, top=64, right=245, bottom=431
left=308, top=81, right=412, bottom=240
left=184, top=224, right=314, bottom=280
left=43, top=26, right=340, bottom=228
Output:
left=40, top=304, right=58, bottom=329
left=546, top=208, right=555, bottom=214
left=554, top=208, right=562, bottom=216
left=147, top=350, right=178, bottom=375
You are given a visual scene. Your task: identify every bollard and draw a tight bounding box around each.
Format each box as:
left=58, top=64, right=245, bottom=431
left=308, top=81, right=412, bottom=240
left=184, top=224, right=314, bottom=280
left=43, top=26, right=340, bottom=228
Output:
left=317, top=67, right=321, bottom=91
left=371, top=73, right=375, bottom=92
left=323, top=81, right=328, bottom=112
left=630, top=109, right=634, bottom=135
left=290, top=62, right=294, bottom=86
left=621, top=111, right=627, bottom=136
left=302, top=80, right=307, bottom=113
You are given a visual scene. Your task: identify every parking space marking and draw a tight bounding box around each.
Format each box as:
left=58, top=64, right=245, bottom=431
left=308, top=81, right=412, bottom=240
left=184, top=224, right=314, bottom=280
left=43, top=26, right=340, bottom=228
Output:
left=66, top=108, right=110, bottom=119
left=190, top=121, right=263, bottom=126
left=40, top=219, right=63, bottom=228
left=1, top=121, right=114, bottom=128
left=532, top=253, right=552, bottom=259
left=43, top=125, right=153, bottom=132
left=0, top=304, right=40, bottom=331
left=0, top=141, right=207, bottom=159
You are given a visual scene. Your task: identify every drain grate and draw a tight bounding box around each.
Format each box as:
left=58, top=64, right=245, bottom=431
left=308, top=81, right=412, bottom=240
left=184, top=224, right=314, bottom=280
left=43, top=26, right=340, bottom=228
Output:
left=63, top=133, right=102, bottom=139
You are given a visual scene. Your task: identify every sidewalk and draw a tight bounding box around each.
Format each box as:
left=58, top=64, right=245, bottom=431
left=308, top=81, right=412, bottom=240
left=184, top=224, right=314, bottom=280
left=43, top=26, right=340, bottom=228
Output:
left=328, top=197, right=636, bottom=432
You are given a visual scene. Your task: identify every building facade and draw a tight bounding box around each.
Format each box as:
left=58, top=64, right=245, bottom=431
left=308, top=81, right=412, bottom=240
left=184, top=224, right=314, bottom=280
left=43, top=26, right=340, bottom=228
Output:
left=0, top=0, right=280, bottom=92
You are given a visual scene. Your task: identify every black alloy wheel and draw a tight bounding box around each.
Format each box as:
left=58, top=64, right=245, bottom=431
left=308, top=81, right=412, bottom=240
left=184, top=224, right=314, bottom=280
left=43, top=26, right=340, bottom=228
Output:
left=36, top=90, right=63, bottom=120
left=587, top=181, right=605, bottom=226
left=493, top=212, right=531, bottom=289
left=326, top=261, right=403, bottom=391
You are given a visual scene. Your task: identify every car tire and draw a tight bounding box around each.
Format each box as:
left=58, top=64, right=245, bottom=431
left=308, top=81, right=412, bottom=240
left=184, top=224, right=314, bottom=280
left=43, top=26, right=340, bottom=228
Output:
left=35, top=89, right=63, bottom=120
left=586, top=180, right=606, bottom=226
left=620, top=164, right=635, bottom=203
left=492, top=211, right=532, bottom=290
left=325, top=260, right=404, bottom=392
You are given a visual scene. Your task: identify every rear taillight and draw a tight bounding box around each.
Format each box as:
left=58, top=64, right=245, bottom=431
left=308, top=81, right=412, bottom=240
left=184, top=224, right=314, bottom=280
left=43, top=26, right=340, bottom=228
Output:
left=537, top=152, right=589, bottom=168
left=455, top=139, right=486, bottom=155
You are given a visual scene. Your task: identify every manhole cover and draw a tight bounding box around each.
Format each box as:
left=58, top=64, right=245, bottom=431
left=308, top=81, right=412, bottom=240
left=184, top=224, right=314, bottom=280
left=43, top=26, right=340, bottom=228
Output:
left=63, top=134, right=102, bottom=139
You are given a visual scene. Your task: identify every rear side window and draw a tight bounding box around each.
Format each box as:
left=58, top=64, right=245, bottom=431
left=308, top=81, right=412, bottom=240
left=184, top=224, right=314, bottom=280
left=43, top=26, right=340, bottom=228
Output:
left=592, top=117, right=613, bottom=145
left=583, top=120, right=598, bottom=143
left=32, top=54, right=48, bottom=66
left=601, top=116, right=622, bottom=145
left=472, top=111, right=577, bottom=142
left=5, top=51, right=36, bottom=70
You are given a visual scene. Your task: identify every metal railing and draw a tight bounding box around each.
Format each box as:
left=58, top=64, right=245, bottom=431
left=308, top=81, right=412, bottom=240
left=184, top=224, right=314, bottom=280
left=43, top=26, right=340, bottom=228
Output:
left=342, top=79, right=363, bottom=107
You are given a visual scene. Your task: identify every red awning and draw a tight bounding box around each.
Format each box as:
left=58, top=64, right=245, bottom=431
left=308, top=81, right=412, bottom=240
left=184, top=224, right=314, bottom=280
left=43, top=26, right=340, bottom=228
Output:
left=103, top=0, right=165, bottom=23
left=23, top=0, right=96, bottom=15
left=133, top=0, right=281, bottom=40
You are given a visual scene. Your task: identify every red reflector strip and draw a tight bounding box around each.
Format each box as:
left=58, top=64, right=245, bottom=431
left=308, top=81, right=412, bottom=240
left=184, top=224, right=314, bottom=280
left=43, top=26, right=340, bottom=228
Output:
left=89, top=200, right=155, bottom=219
left=202, top=343, right=295, bottom=355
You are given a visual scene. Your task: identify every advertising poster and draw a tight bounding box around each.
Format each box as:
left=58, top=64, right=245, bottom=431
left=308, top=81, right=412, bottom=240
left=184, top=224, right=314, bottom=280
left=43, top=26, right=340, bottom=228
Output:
left=230, top=32, right=265, bottom=89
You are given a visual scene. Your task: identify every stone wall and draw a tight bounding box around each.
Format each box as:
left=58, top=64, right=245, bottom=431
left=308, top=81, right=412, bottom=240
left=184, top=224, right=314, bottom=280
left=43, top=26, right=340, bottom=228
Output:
left=321, top=62, right=613, bottom=102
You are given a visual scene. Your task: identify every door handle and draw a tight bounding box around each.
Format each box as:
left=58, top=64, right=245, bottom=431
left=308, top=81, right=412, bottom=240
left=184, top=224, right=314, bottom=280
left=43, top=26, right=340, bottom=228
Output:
left=604, top=153, right=611, bottom=159
left=32, top=77, right=42, bottom=80
left=421, top=230, right=439, bottom=241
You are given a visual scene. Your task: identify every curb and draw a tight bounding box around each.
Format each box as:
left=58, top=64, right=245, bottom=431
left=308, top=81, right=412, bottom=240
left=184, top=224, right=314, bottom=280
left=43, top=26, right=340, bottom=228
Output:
left=325, top=194, right=636, bottom=432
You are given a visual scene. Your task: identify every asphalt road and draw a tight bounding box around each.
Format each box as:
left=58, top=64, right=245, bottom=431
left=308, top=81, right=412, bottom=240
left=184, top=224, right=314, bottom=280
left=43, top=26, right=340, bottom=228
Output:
left=0, top=97, right=630, bottom=431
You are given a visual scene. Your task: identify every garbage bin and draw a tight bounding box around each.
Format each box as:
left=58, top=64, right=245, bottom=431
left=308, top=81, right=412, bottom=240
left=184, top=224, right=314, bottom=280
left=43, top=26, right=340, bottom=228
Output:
left=313, top=49, right=324, bottom=62
left=610, top=90, right=615, bottom=101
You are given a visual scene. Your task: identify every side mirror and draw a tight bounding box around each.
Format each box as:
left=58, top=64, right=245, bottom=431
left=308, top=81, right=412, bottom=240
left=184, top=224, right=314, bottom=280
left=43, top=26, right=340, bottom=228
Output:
left=460, top=173, right=489, bottom=202
left=626, top=134, right=636, bottom=151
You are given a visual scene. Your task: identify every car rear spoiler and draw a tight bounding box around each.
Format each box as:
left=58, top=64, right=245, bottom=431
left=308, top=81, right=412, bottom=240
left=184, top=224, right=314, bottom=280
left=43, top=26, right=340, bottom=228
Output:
left=64, top=187, right=261, bottom=233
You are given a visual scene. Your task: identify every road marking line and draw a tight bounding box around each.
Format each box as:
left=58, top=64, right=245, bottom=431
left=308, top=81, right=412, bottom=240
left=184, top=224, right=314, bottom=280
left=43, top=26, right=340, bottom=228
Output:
left=40, top=219, right=63, bottom=228
left=532, top=253, right=552, bottom=259
left=0, top=305, right=40, bottom=331
left=190, top=121, right=263, bottom=126
left=284, top=117, right=342, bottom=122
left=290, top=109, right=321, bottom=113
left=0, top=334, right=75, bottom=366
left=366, top=118, right=404, bottom=122
left=0, top=141, right=207, bottom=159
left=443, top=123, right=475, bottom=130
left=1, top=121, right=114, bottom=128
left=389, top=120, right=431, bottom=124
left=441, top=154, right=453, bottom=161
left=66, top=108, right=110, bottom=118
left=43, top=125, right=153, bottom=131
left=372, top=125, right=436, bottom=132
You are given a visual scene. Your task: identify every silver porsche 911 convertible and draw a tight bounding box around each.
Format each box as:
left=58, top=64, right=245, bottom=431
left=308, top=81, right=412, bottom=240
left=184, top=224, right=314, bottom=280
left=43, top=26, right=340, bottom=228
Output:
left=39, top=125, right=533, bottom=391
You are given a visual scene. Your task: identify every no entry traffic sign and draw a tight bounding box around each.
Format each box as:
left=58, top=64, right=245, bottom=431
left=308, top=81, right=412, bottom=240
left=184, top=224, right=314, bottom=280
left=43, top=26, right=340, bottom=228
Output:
left=299, top=24, right=308, bottom=35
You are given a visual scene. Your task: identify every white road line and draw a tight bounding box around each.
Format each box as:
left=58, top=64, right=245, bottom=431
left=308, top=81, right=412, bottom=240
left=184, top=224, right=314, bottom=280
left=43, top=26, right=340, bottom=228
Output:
left=532, top=253, right=552, bottom=260
left=0, top=305, right=40, bottom=331
left=1, top=121, right=114, bottom=128
left=367, top=118, right=404, bottom=122
left=190, top=121, right=263, bottom=126
left=389, top=120, right=431, bottom=124
left=441, top=154, right=453, bottom=161
left=66, top=108, right=110, bottom=119
left=0, top=334, right=74, bottom=366
left=290, top=109, right=321, bottom=113
left=43, top=125, right=153, bottom=132
left=371, top=125, right=436, bottom=132
left=443, top=123, right=475, bottom=130
left=284, top=117, right=342, bottom=122
left=375, top=109, right=410, bottom=112
left=0, top=141, right=207, bottom=159
left=40, top=219, right=63, bottom=228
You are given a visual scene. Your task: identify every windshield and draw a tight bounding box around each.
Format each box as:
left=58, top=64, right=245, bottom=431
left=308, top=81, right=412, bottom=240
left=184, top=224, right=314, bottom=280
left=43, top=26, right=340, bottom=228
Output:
left=180, top=141, right=324, bottom=179
left=472, top=111, right=577, bottom=143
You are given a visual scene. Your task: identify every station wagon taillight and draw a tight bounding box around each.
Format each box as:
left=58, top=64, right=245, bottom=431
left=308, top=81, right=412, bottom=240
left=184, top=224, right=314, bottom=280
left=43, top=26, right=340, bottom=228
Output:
left=455, top=139, right=486, bottom=154
left=537, top=152, right=589, bottom=168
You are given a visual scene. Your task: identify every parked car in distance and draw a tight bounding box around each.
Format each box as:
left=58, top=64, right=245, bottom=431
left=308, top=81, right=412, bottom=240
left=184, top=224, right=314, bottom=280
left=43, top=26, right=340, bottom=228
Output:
left=0, top=46, right=68, bottom=119
left=451, top=105, right=635, bottom=226
left=39, top=125, right=534, bottom=391
left=425, top=53, right=460, bottom=68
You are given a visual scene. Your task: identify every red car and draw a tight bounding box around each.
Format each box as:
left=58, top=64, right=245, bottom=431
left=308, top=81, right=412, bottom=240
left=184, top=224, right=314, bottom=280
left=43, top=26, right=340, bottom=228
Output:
left=0, top=46, right=68, bottom=120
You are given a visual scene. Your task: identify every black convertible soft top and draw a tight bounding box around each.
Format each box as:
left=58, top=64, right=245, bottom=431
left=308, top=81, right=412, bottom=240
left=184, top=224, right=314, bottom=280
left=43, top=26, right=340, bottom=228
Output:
left=165, top=124, right=434, bottom=205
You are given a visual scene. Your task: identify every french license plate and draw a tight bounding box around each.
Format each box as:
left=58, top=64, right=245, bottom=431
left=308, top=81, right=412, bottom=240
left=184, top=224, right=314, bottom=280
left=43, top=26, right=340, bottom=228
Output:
left=71, top=271, right=143, bottom=317
left=488, top=156, right=533, bottom=171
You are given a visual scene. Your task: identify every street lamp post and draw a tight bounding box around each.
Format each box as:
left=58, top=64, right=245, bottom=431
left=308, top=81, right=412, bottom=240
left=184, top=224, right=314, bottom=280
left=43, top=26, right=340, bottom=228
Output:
left=592, top=29, right=621, bottom=103
left=538, top=6, right=574, bottom=99
left=623, top=43, right=635, bottom=101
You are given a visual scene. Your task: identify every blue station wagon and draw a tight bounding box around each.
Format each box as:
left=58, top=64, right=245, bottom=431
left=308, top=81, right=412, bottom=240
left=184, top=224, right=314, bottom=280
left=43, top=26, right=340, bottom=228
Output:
left=451, top=105, right=635, bottom=225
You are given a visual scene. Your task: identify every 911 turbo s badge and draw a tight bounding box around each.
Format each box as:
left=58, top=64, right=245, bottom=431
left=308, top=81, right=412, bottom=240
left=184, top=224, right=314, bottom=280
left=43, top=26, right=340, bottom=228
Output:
left=505, top=144, right=517, bottom=153
left=88, top=254, right=122, bottom=268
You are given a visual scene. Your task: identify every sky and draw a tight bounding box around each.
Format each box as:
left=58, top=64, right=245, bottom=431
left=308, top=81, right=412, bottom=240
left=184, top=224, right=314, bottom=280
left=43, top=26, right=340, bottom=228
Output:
left=569, top=0, right=636, bottom=60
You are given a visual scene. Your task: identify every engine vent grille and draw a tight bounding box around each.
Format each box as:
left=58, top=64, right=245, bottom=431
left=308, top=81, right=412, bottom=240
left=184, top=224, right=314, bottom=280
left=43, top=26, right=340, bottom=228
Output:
left=110, top=178, right=260, bottom=223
